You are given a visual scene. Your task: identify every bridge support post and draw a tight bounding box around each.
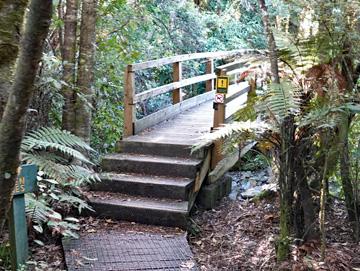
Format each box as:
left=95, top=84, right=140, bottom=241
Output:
left=211, top=69, right=226, bottom=169
left=124, top=65, right=136, bottom=137
left=172, top=62, right=182, bottom=104
left=205, top=59, right=214, bottom=92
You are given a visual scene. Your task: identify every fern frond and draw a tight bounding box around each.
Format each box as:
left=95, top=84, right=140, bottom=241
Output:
left=299, top=104, right=344, bottom=129
left=192, top=120, right=270, bottom=152
left=234, top=91, right=262, bottom=121
left=263, top=80, right=302, bottom=123
left=23, top=127, right=95, bottom=152
left=21, top=153, right=98, bottom=185
left=25, top=196, right=53, bottom=226
left=21, top=140, right=93, bottom=165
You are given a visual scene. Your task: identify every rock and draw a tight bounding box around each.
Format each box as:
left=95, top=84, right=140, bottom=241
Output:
left=241, top=187, right=263, bottom=198
left=241, top=183, right=277, bottom=199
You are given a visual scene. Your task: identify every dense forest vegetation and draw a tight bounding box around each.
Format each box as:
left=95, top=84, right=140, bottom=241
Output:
left=0, top=0, right=360, bottom=270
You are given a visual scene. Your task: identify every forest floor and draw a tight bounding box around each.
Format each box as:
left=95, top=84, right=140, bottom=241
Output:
left=189, top=193, right=360, bottom=271
left=27, top=194, right=360, bottom=271
left=2, top=171, right=360, bottom=271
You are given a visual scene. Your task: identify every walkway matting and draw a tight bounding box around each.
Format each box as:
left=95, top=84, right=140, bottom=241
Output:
left=62, top=232, right=197, bottom=271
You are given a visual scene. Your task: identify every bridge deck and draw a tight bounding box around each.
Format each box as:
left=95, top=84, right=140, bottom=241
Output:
left=126, top=101, right=213, bottom=146
left=124, top=86, right=247, bottom=147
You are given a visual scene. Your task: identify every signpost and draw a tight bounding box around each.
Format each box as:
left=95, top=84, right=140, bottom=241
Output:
left=8, top=165, right=37, bottom=271
left=212, top=75, right=229, bottom=169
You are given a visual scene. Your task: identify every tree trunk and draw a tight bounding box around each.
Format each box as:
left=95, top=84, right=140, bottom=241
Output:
left=61, top=0, right=78, bottom=132
left=297, top=161, right=318, bottom=240
left=277, top=116, right=295, bottom=261
left=0, top=0, right=29, bottom=120
left=75, top=0, right=97, bottom=143
left=0, top=0, right=52, bottom=236
left=258, top=0, right=280, bottom=84
left=339, top=115, right=356, bottom=221
left=258, top=0, right=293, bottom=261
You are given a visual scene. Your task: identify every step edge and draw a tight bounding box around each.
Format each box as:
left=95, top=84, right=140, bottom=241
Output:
left=89, top=198, right=189, bottom=213
left=99, top=173, right=194, bottom=187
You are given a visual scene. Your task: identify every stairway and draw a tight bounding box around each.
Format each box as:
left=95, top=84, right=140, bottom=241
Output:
left=88, top=136, right=208, bottom=228
left=88, top=101, right=214, bottom=228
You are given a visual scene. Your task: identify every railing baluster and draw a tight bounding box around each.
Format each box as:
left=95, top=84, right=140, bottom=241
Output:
left=124, top=65, right=135, bottom=137
left=205, top=59, right=214, bottom=92
left=172, top=61, right=182, bottom=104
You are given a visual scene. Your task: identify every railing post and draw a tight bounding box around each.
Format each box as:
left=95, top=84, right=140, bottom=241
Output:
left=124, top=65, right=135, bottom=137
left=205, top=59, right=214, bottom=92
left=211, top=69, right=226, bottom=169
left=172, top=61, right=182, bottom=104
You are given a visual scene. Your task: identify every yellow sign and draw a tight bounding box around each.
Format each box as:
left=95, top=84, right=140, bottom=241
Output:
left=216, top=76, right=229, bottom=94
left=15, top=177, right=26, bottom=194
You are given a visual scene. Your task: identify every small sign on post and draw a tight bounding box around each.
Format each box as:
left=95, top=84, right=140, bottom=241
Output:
left=214, top=93, right=225, bottom=104
left=216, top=76, right=229, bottom=94
left=8, top=164, right=37, bottom=271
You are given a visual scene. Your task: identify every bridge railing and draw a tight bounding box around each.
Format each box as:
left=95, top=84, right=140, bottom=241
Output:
left=123, top=50, right=259, bottom=137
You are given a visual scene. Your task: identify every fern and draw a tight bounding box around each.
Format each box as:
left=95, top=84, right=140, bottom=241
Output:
left=23, top=127, right=93, bottom=152
left=21, top=127, right=99, bottom=238
left=192, top=120, right=270, bottom=152
left=263, top=80, right=302, bottom=124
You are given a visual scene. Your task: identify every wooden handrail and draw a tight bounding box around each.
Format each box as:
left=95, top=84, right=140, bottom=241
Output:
left=129, top=49, right=264, bottom=71
left=134, top=73, right=216, bottom=103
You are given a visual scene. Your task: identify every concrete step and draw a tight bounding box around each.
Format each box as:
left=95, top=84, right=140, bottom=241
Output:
left=118, top=139, right=206, bottom=159
left=102, top=153, right=202, bottom=178
left=87, top=192, right=188, bottom=228
left=92, top=173, right=194, bottom=200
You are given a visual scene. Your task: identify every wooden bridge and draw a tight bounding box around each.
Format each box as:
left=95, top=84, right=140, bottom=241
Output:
left=88, top=50, right=261, bottom=228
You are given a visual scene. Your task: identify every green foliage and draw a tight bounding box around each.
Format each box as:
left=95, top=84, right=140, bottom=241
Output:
left=0, top=242, right=11, bottom=270
left=192, top=120, right=270, bottom=152
left=239, top=151, right=269, bottom=171
left=21, top=127, right=99, bottom=238
left=263, top=81, right=301, bottom=124
left=91, top=0, right=266, bottom=153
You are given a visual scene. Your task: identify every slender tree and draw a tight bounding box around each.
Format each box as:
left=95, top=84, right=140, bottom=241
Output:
left=61, top=0, right=79, bottom=132
left=258, top=0, right=280, bottom=84
left=75, top=0, right=97, bottom=143
left=0, top=0, right=52, bottom=235
left=0, top=0, right=29, bottom=120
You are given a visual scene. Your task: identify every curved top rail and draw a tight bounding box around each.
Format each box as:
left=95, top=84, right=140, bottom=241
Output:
left=129, top=49, right=265, bottom=72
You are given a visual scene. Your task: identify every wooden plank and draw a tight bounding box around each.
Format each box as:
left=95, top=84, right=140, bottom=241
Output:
left=124, top=65, right=136, bottom=137
left=225, top=83, right=250, bottom=103
left=134, top=91, right=215, bottom=134
left=208, top=150, right=239, bottom=183
left=205, top=59, right=214, bottom=92
left=216, top=55, right=265, bottom=73
left=172, top=62, right=182, bottom=104
left=134, top=73, right=216, bottom=103
left=129, top=49, right=264, bottom=72
left=194, top=150, right=211, bottom=192
left=225, top=90, right=248, bottom=122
